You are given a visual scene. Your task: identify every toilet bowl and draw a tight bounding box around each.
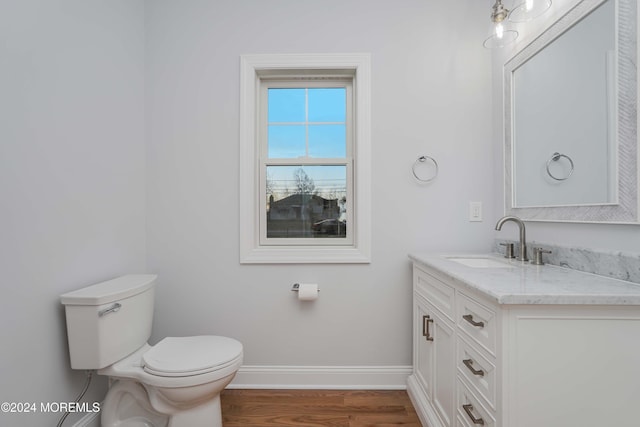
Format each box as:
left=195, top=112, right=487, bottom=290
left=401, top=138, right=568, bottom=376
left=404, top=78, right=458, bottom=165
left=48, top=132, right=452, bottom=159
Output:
left=100, top=336, right=242, bottom=427
left=60, top=275, right=243, bottom=427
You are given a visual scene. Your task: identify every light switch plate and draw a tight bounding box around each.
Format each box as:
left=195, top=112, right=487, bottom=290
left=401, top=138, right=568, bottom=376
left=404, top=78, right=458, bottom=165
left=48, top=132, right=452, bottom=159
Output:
left=469, top=201, right=482, bottom=222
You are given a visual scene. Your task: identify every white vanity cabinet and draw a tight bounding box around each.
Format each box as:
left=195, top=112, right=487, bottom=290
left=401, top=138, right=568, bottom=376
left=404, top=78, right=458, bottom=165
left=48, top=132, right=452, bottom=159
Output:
left=408, top=256, right=640, bottom=427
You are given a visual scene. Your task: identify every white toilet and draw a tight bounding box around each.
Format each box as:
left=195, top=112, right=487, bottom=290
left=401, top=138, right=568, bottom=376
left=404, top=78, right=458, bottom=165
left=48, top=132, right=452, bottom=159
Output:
left=60, top=274, right=243, bottom=427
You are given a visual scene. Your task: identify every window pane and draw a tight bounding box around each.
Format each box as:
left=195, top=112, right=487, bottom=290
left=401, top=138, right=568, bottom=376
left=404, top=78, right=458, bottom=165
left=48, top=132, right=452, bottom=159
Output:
left=268, top=88, right=305, bottom=122
left=266, top=165, right=347, bottom=238
left=308, top=125, right=346, bottom=158
left=268, top=125, right=306, bottom=158
left=308, top=88, right=346, bottom=122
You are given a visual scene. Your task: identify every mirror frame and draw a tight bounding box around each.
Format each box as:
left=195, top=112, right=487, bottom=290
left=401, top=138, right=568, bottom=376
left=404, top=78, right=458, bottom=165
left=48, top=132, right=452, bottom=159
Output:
left=504, top=0, right=639, bottom=223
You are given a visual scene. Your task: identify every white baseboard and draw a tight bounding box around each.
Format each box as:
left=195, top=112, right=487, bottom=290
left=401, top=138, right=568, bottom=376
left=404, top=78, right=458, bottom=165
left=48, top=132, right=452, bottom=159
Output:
left=72, top=411, right=100, bottom=427
left=228, top=365, right=412, bottom=390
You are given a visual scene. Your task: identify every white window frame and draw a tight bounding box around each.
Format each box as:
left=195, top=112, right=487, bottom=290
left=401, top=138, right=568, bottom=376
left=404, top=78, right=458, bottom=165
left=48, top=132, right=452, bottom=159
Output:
left=239, top=54, right=371, bottom=264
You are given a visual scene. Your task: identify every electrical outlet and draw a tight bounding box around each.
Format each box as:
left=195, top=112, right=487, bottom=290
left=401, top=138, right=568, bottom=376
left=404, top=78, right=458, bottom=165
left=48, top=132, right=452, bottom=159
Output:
left=469, top=201, right=482, bottom=222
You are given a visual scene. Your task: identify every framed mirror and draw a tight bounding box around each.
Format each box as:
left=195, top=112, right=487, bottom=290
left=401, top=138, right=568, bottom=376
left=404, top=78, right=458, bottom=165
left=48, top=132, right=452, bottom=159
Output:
left=504, top=0, right=638, bottom=223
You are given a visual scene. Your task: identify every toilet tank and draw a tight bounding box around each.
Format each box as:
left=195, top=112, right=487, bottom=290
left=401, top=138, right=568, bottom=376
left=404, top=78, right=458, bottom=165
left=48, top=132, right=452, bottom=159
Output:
left=60, top=274, right=157, bottom=370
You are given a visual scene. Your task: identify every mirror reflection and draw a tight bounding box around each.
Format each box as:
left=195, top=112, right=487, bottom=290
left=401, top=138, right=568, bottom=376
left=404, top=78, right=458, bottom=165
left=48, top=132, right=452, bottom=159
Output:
left=513, top=0, right=616, bottom=207
left=504, top=0, right=638, bottom=223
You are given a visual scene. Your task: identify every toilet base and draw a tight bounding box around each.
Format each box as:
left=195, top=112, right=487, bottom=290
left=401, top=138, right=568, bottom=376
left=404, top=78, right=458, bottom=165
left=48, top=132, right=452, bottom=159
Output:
left=167, top=395, right=221, bottom=427
left=101, top=377, right=231, bottom=427
left=101, top=380, right=168, bottom=427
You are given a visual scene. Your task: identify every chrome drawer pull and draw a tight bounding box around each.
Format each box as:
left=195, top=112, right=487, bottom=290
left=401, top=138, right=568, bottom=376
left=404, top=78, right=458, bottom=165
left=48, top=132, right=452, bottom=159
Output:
left=422, top=315, right=434, bottom=341
left=462, top=404, right=485, bottom=425
left=98, top=303, right=121, bottom=317
left=463, top=359, right=485, bottom=377
left=462, top=314, right=485, bottom=328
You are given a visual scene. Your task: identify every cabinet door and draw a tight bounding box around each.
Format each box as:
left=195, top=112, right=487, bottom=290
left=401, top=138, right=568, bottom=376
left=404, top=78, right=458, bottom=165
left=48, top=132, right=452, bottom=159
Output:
left=432, top=308, right=456, bottom=427
left=414, top=298, right=434, bottom=399
left=506, top=306, right=640, bottom=427
left=415, top=295, right=456, bottom=427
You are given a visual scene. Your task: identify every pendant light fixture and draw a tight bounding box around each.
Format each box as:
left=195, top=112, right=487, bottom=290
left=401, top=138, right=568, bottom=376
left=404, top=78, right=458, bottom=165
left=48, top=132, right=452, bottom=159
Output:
left=483, top=0, right=519, bottom=48
left=509, top=0, right=553, bottom=22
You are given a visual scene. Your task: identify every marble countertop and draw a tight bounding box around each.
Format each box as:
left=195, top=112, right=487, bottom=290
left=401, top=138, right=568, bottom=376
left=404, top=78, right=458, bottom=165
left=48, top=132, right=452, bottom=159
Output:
left=409, top=253, right=640, bottom=305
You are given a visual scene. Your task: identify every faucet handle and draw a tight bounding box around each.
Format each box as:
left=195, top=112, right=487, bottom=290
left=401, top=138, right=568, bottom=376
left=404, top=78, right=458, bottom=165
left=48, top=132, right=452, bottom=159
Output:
left=499, top=242, right=515, bottom=259
left=531, top=247, right=552, bottom=265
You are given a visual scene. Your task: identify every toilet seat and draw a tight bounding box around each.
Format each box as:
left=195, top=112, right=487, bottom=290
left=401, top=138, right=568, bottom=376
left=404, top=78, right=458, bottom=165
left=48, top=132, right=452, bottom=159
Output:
left=100, top=336, right=243, bottom=389
left=143, top=336, right=243, bottom=377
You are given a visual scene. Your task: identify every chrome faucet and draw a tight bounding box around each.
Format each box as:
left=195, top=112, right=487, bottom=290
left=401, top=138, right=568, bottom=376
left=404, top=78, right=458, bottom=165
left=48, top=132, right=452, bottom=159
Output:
left=495, top=215, right=529, bottom=262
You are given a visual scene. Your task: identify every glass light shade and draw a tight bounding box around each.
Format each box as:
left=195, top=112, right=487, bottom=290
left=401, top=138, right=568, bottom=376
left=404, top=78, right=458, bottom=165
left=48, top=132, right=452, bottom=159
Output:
left=483, top=22, right=519, bottom=48
left=509, top=0, right=552, bottom=22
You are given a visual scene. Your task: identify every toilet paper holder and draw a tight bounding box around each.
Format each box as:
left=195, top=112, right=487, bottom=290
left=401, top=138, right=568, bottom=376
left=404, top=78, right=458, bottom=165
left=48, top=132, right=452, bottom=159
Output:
left=291, top=283, right=320, bottom=292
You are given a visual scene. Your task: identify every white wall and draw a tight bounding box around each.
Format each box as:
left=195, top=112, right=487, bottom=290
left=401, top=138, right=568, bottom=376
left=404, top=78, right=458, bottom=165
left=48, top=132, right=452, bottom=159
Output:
left=492, top=0, right=640, bottom=252
left=145, top=0, right=494, bottom=381
left=3, top=0, right=636, bottom=421
left=0, top=1, right=145, bottom=425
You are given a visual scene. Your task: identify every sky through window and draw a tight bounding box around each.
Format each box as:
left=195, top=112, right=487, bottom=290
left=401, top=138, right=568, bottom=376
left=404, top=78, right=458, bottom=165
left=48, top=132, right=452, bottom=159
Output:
left=267, top=87, right=347, bottom=201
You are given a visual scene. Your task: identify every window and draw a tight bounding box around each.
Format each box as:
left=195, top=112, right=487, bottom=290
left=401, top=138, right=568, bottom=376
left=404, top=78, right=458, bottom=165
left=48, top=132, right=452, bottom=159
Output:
left=263, top=84, right=350, bottom=243
left=240, top=54, right=371, bottom=263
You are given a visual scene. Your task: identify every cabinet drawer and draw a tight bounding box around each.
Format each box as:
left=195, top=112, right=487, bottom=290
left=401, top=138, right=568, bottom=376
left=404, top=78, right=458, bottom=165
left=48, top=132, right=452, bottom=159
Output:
left=457, top=292, right=497, bottom=356
left=456, top=379, right=495, bottom=427
left=457, top=337, right=496, bottom=410
left=414, top=266, right=455, bottom=321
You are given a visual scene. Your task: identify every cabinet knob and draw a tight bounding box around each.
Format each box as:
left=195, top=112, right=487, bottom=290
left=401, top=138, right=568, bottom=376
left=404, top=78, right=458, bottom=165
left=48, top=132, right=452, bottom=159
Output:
left=463, top=359, right=485, bottom=377
left=422, top=315, right=434, bottom=341
left=462, top=314, right=485, bottom=328
left=462, top=404, right=485, bottom=425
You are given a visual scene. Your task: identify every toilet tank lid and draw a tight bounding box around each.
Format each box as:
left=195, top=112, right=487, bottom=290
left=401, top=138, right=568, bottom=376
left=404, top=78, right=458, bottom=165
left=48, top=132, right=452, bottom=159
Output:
left=60, top=274, right=157, bottom=306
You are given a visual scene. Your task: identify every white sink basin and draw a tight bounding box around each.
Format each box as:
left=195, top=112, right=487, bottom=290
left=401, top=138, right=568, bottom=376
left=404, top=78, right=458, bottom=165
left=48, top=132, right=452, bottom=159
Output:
left=446, top=257, right=511, bottom=268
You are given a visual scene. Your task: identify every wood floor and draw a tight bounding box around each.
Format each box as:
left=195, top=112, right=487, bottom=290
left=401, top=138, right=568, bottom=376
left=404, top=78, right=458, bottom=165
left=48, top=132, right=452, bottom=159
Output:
left=221, top=389, right=421, bottom=427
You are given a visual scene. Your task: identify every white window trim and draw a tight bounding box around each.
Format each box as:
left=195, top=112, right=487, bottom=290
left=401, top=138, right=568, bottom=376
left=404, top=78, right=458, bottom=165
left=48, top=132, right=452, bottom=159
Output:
left=239, top=53, right=371, bottom=264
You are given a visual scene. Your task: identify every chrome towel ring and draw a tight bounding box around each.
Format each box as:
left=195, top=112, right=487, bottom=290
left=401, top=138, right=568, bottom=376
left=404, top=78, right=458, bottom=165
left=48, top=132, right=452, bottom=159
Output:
left=545, top=152, right=574, bottom=181
left=412, top=155, right=439, bottom=183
